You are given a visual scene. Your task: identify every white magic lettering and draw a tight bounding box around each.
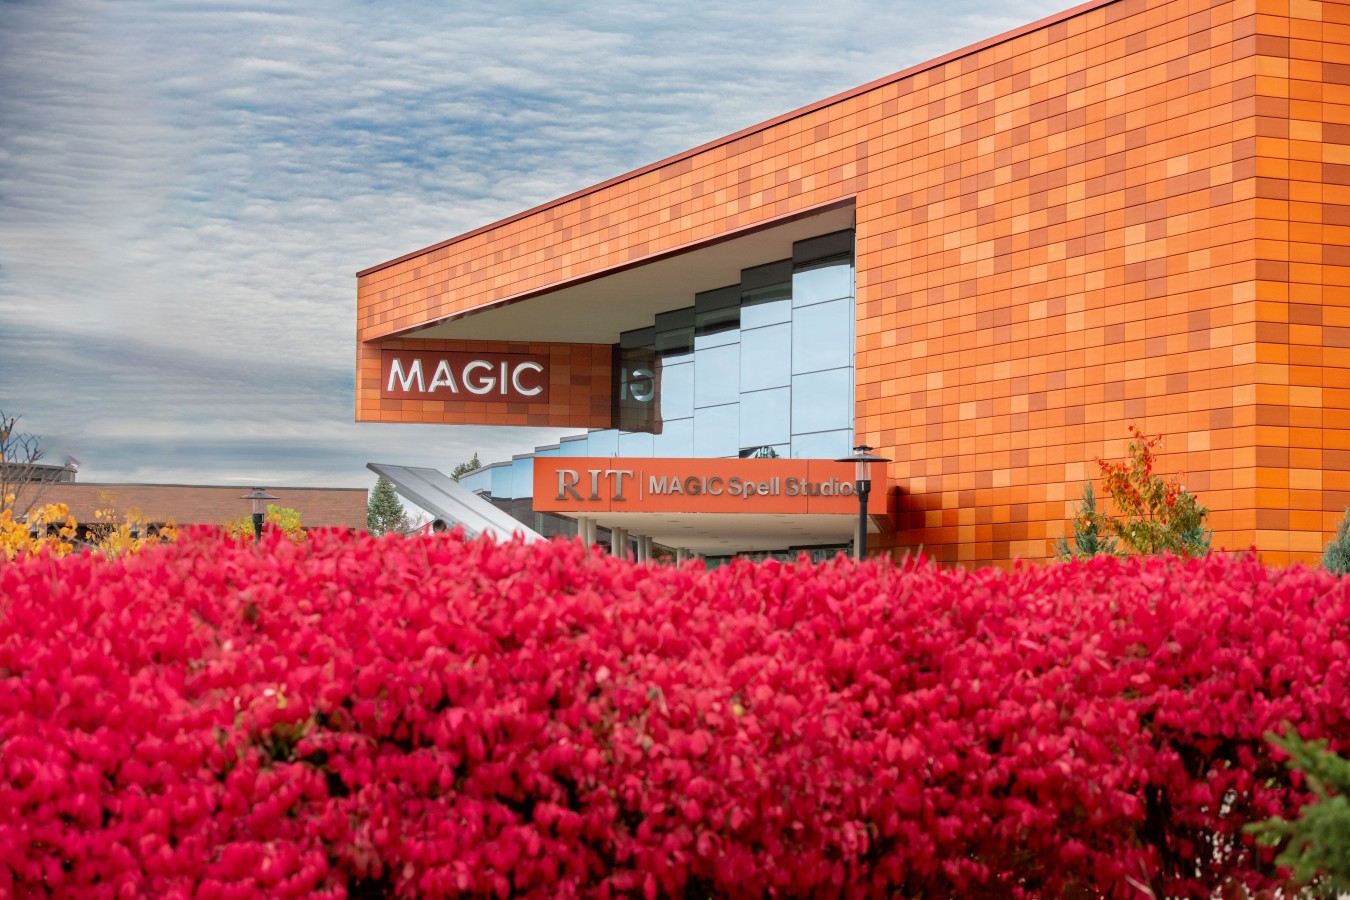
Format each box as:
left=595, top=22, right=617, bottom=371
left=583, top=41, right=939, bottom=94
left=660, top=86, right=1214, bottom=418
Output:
left=386, top=358, right=544, bottom=396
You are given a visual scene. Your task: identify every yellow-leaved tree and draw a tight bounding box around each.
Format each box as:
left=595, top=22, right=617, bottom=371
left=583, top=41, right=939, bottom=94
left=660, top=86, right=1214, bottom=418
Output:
left=225, top=504, right=306, bottom=541
left=0, top=494, right=78, bottom=559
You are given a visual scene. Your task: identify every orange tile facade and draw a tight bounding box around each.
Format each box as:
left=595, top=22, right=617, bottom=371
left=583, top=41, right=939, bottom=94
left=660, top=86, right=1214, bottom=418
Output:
left=357, top=339, right=613, bottom=428
left=357, top=0, right=1350, bottom=567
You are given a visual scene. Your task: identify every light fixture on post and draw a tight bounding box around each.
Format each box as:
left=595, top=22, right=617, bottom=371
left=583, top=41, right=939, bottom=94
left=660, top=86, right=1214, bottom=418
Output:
left=835, top=445, right=891, bottom=560
left=239, top=488, right=278, bottom=542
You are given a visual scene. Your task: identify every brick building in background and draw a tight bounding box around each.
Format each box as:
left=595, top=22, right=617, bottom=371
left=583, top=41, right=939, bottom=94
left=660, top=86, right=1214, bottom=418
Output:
left=357, top=0, right=1350, bottom=567
left=36, top=482, right=368, bottom=532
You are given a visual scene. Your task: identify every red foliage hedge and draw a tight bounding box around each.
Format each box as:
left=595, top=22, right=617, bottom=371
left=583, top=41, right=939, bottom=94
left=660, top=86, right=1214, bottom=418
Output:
left=2, top=530, right=1349, bottom=898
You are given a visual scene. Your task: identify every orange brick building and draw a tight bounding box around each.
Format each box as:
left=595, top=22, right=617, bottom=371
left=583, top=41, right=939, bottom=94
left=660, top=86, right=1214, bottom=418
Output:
left=357, top=0, right=1350, bottom=566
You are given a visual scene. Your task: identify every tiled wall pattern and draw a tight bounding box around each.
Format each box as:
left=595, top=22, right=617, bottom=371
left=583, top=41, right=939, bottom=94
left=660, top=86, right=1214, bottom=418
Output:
left=1255, top=0, right=1349, bottom=562
left=357, top=0, right=1348, bottom=566
left=358, top=339, right=613, bottom=428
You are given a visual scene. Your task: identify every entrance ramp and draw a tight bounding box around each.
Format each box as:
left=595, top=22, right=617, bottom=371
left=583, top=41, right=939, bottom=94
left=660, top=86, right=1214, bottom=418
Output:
left=367, top=462, right=544, bottom=544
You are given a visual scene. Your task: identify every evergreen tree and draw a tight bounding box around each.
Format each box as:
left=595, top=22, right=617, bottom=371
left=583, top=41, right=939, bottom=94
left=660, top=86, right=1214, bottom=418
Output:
left=367, top=476, right=406, bottom=536
left=1322, top=508, right=1350, bottom=576
left=1054, top=481, right=1118, bottom=561
left=451, top=452, right=481, bottom=482
left=1247, top=729, right=1350, bottom=895
left=1177, top=520, right=1214, bottom=558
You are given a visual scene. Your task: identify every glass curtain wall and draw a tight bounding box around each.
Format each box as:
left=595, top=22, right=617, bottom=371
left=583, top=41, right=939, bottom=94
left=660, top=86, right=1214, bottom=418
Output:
left=570, top=229, right=856, bottom=462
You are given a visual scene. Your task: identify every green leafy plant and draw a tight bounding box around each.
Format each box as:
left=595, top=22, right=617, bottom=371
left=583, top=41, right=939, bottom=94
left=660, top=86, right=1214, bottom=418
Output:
left=1246, top=729, right=1350, bottom=895
left=1059, top=426, right=1211, bottom=560
left=1322, top=509, right=1350, bottom=576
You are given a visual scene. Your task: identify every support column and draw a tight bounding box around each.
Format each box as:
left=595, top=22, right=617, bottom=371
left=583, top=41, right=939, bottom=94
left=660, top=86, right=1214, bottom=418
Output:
left=611, top=527, right=628, bottom=558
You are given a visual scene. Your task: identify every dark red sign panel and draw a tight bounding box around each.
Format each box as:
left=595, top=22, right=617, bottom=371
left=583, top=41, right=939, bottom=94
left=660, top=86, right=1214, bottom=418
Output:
left=379, top=351, right=549, bottom=402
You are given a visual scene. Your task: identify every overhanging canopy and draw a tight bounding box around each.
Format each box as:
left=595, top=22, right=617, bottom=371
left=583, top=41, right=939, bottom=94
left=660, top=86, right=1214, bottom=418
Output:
left=367, top=462, right=544, bottom=544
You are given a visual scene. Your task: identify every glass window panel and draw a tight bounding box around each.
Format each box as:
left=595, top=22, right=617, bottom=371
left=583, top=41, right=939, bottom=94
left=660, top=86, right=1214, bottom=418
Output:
left=743, top=283, right=790, bottom=302
left=620, top=326, right=655, bottom=349
left=616, top=346, right=659, bottom=433
left=695, top=307, right=739, bottom=349
left=511, top=456, right=533, bottom=499
left=741, top=295, right=791, bottom=329
left=696, top=284, right=740, bottom=312
left=695, top=344, right=739, bottom=408
left=693, top=404, right=739, bottom=458
left=791, top=429, right=853, bottom=460
left=661, top=361, right=694, bottom=420
left=741, top=259, right=792, bottom=291
left=791, top=368, right=853, bottom=434
left=655, top=308, right=695, bottom=358
left=587, top=429, right=619, bottom=457
left=792, top=260, right=853, bottom=307
left=558, top=436, right=589, bottom=457
left=656, top=332, right=693, bottom=359
left=653, top=417, right=693, bottom=457
left=742, top=261, right=793, bottom=329
left=741, top=323, right=791, bottom=392
left=490, top=464, right=513, bottom=499
left=458, top=467, right=491, bottom=494
left=618, top=431, right=654, bottom=457
left=739, top=387, right=789, bottom=448
left=793, top=231, right=853, bottom=267
left=792, top=298, right=852, bottom=375
left=738, top=443, right=789, bottom=459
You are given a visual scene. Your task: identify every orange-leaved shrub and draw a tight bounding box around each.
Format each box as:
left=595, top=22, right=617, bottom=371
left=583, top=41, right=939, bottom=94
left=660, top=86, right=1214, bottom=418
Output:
left=1059, top=427, right=1211, bottom=561
left=1, top=529, right=1347, bottom=897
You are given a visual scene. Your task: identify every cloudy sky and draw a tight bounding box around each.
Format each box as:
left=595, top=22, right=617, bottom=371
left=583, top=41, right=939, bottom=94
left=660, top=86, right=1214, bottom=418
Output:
left=0, top=0, right=1065, bottom=490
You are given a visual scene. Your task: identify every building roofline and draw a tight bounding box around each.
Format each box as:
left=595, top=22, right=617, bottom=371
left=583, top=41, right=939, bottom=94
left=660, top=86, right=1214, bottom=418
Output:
left=56, top=482, right=367, bottom=493
left=356, top=0, right=1116, bottom=280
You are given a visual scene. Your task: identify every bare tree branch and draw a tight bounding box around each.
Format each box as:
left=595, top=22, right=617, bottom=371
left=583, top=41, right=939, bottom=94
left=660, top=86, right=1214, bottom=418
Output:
left=0, top=410, right=73, bottom=517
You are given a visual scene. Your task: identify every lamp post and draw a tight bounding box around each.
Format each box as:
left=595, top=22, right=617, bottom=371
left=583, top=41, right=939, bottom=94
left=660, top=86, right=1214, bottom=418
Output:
left=835, top=445, right=891, bottom=560
left=239, top=488, right=278, bottom=541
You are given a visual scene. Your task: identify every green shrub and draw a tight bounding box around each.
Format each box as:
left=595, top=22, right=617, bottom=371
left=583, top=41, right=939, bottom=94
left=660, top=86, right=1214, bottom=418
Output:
left=1322, top=509, right=1350, bottom=576
left=1247, top=729, right=1350, bottom=895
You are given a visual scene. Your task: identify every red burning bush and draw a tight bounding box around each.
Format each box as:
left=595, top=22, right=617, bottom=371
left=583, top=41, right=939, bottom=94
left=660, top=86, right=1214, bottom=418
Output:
left=1, top=530, right=1347, bottom=897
